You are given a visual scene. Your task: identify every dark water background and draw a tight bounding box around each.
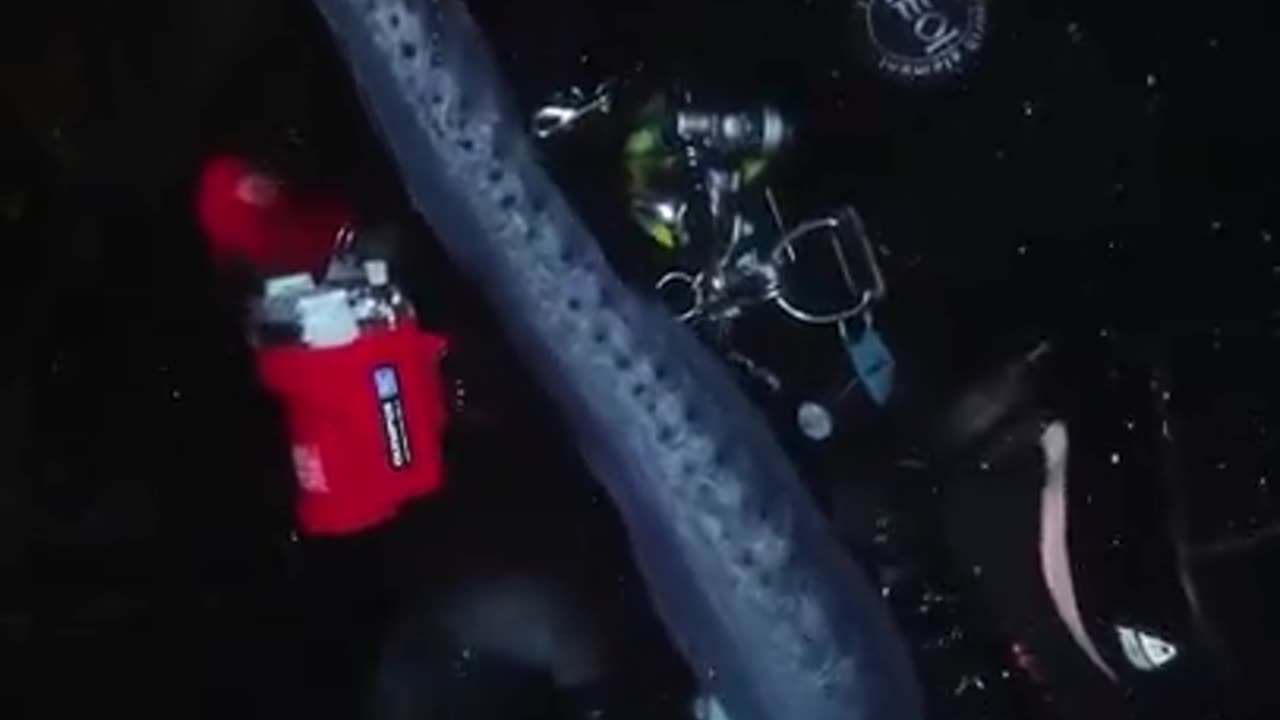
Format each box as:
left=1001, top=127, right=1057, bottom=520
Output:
left=1, top=1, right=1277, bottom=718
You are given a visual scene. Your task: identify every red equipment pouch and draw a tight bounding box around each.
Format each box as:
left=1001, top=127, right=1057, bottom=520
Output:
left=256, top=327, right=449, bottom=536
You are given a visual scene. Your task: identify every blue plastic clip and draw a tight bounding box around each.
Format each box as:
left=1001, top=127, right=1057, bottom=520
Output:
left=842, top=315, right=895, bottom=407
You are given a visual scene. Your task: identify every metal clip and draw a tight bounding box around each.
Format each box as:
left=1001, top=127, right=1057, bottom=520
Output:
left=531, top=82, right=615, bottom=139
left=657, top=249, right=783, bottom=325
left=658, top=203, right=886, bottom=329
left=656, top=270, right=703, bottom=322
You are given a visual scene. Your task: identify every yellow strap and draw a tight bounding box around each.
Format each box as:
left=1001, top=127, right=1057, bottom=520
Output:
left=652, top=224, right=677, bottom=249
left=624, top=128, right=660, bottom=157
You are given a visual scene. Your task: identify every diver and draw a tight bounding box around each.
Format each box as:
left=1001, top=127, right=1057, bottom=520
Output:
left=927, top=337, right=1241, bottom=720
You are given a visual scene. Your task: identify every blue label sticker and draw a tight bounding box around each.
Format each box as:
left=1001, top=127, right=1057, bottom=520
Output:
left=844, top=320, right=896, bottom=407
left=374, top=366, right=401, bottom=400
left=372, top=365, right=412, bottom=470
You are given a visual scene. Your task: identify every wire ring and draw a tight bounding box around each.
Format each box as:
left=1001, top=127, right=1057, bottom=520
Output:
left=656, top=270, right=704, bottom=322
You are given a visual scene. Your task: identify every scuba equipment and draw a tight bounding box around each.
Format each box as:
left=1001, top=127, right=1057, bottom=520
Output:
left=626, top=97, right=894, bottom=440
left=673, top=106, right=790, bottom=159
left=531, top=81, right=615, bottom=139
left=251, top=250, right=450, bottom=536
left=840, top=312, right=896, bottom=408
left=622, top=94, right=694, bottom=251
left=628, top=98, right=779, bottom=293
left=623, top=95, right=786, bottom=252
left=196, top=153, right=352, bottom=276
left=657, top=203, right=887, bottom=327
left=523, top=90, right=898, bottom=440
left=196, top=154, right=450, bottom=536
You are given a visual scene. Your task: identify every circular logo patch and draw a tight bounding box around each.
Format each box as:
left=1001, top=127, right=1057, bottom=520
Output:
left=860, top=0, right=988, bottom=80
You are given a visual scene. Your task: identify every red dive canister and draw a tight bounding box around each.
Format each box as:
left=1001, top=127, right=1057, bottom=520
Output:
left=252, top=262, right=448, bottom=535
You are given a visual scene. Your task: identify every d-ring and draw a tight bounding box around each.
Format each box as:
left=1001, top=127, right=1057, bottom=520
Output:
left=768, top=206, right=887, bottom=325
